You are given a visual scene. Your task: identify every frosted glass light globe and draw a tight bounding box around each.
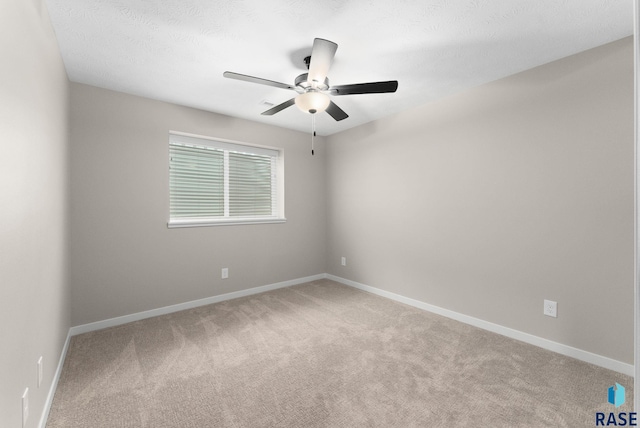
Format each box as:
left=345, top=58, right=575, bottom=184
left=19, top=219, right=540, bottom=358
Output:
left=295, top=91, right=330, bottom=114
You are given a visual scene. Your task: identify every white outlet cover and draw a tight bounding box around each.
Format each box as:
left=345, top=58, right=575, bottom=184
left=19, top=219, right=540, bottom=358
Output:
left=221, top=268, right=229, bottom=279
left=341, top=257, right=346, bottom=266
left=543, top=299, right=558, bottom=318
left=22, top=388, right=29, bottom=427
left=37, top=356, right=43, bottom=388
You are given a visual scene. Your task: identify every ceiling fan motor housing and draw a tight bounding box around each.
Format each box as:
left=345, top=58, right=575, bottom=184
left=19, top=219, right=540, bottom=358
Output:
left=295, top=73, right=330, bottom=92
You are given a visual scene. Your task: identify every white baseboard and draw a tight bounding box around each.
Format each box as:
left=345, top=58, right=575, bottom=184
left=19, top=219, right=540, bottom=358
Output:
left=38, top=330, right=71, bottom=428
left=326, top=274, right=634, bottom=377
left=69, top=273, right=326, bottom=336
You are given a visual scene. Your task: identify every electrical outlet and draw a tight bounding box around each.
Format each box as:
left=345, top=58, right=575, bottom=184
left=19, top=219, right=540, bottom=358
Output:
left=221, top=268, right=229, bottom=279
left=341, top=257, right=346, bottom=266
left=543, top=299, right=557, bottom=318
left=22, top=388, right=29, bottom=427
left=37, top=356, right=43, bottom=388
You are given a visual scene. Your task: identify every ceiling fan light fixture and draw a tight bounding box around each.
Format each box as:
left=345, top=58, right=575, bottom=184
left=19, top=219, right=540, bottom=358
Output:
left=224, top=38, right=397, bottom=123
left=295, top=91, right=330, bottom=114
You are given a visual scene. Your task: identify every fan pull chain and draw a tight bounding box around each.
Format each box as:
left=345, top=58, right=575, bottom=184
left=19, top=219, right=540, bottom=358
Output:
left=311, top=113, right=316, bottom=156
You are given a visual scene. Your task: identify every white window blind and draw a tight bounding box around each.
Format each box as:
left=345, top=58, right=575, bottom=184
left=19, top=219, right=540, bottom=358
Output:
left=168, top=133, right=284, bottom=227
left=228, top=151, right=275, bottom=217
left=169, top=144, right=224, bottom=218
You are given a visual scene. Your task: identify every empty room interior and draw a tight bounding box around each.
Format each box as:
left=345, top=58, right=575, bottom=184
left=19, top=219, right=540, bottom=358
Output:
left=2, top=0, right=639, bottom=427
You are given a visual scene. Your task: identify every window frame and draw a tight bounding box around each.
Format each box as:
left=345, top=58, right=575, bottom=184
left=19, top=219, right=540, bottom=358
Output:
left=167, top=131, right=285, bottom=228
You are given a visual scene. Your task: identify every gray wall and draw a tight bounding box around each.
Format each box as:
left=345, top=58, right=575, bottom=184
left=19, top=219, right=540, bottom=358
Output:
left=69, top=84, right=327, bottom=326
left=326, top=37, right=635, bottom=364
left=0, top=0, right=70, bottom=426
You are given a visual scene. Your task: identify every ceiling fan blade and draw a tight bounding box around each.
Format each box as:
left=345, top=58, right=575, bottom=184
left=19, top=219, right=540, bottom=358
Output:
left=223, top=71, right=295, bottom=91
left=325, top=101, right=348, bottom=121
left=330, top=80, right=398, bottom=96
left=261, top=98, right=296, bottom=116
left=307, top=38, right=338, bottom=86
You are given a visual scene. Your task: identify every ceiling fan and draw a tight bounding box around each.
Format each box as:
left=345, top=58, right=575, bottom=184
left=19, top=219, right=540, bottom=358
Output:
left=223, top=38, right=399, bottom=122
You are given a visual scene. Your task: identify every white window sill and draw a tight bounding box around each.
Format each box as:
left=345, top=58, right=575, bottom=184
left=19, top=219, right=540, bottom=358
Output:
left=167, top=217, right=287, bottom=228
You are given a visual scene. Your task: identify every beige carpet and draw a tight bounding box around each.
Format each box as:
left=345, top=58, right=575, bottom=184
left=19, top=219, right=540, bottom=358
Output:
left=47, top=279, right=633, bottom=427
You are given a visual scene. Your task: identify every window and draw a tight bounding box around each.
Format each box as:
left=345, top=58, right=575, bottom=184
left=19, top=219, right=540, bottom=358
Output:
left=168, top=133, right=285, bottom=227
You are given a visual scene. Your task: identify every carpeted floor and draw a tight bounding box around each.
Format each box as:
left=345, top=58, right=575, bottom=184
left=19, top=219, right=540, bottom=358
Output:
left=47, top=279, right=633, bottom=427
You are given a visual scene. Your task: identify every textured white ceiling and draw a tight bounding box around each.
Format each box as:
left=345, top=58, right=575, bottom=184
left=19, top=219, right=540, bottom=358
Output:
left=44, top=0, right=633, bottom=136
